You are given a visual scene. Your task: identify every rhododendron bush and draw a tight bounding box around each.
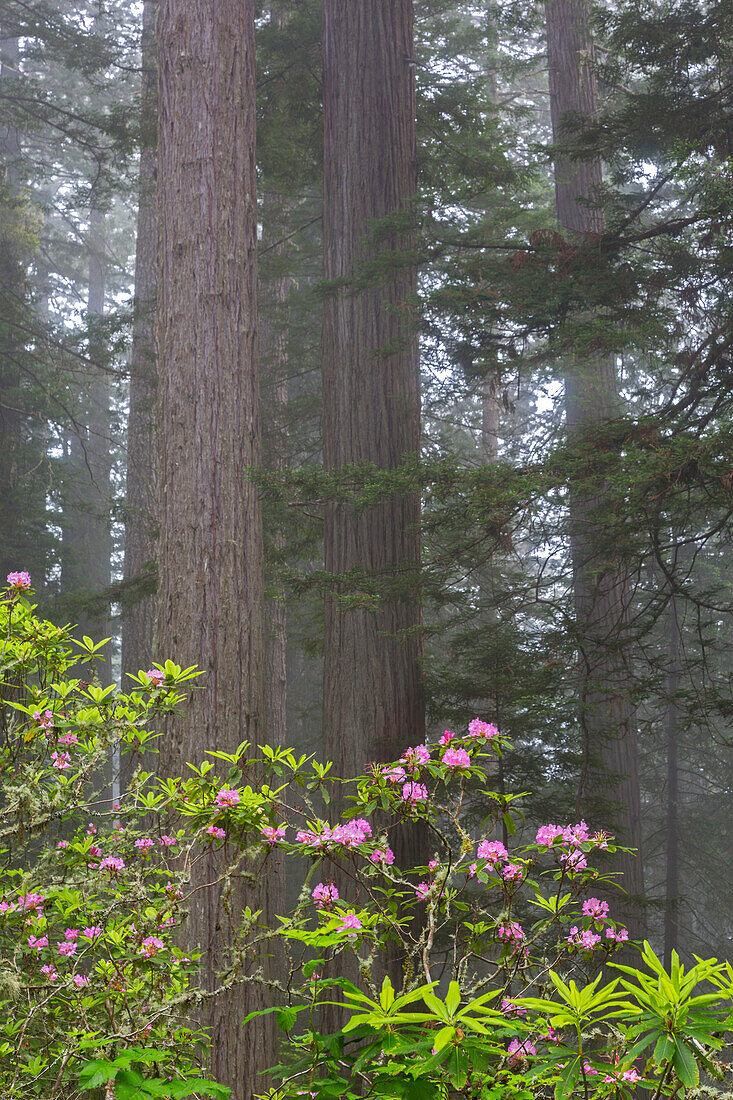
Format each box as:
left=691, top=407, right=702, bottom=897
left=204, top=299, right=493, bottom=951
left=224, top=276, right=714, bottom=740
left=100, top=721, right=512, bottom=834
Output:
left=2, top=575, right=733, bottom=1100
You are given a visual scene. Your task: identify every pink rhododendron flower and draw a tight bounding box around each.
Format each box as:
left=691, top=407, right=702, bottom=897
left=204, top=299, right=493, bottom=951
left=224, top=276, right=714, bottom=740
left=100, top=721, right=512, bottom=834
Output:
left=28, top=935, right=48, bottom=950
left=400, top=744, right=430, bottom=768
left=583, top=1063, right=600, bottom=1076
left=261, top=825, right=286, bottom=845
left=64, top=929, right=79, bottom=940
left=369, top=847, right=395, bottom=865
left=58, top=939, right=77, bottom=957
left=134, top=838, right=155, bottom=852
left=402, top=781, right=428, bottom=804
left=140, top=936, right=165, bottom=957
left=428, top=859, right=439, bottom=871
left=381, top=764, right=406, bottom=783
left=582, top=897, right=609, bottom=921
left=89, top=845, right=101, bottom=857
left=100, top=855, right=125, bottom=873
left=18, top=893, right=45, bottom=912
left=336, top=913, right=363, bottom=938
left=295, top=829, right=323, bottom=847
left=328, top=818, right=372, bottom=848
left=562, top=821, right=590, bottom=847
left=535, top=824, right=564, bottom=847
left=498, top=921, right=524, bottom=943
left=605, top=927, right=629, bottom=942
left=442, top=747, right=471, bottom=768
left=477, top=839, right=508, bottom=864
left=83, top=926, right=102, bottom=939
left=566, top=926, right=601, bottom=949
left=206, top=825, right=226, bottom=840
left=0, top=902, right=15, bottom=914
left=468, top=718, right=499, bottom=740
left=7, top=571, right=31, bottom=589
left=87, top=824, right=97, bottom=834
left=621, top=1069, right=641, bottom=1083
left=439, top=730, right=455, bottom=745
left=33, top=709, right=54, bottom=730
left=58, top=733, right=78, bottom=746
left=73, top=973, right=90, bottom=988
left=215, top=787, right=240, bottom=808
left=51, top=751, right=71, bottom=770
left=508, top=1039, right=536, bottom=1064
left=40, top=964, right=58, bottom=980
left=560, top=849, right=587, bottom=873
left=57, top=840, right=68, bottom=849
left=501, top=998, right=528, bottom=1018
left=145, top=668, right=165, bottom=686
left=467, top=862, right=477, bottom=878
left=312, top=882, right=339, bottom=909
left=502, top=862, right=523, bottom=882
left=415, top=882, right=431, bottom=900
left=166, top=882, right=184, bottom=900
left=159, top=835, right=176, bottom=846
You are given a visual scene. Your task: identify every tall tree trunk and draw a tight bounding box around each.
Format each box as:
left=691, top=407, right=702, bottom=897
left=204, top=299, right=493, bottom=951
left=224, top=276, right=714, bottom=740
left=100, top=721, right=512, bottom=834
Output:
left=261, top=4, right=291, bottom=748
left=545, top=0, right=645, bottom=934
left=261, top=193, right=290, bottom=747
left=322, top=0, right=423, bottom=802
left=61, top=198, right=112, bottom=686
left=663, top=583, right=680, bottom=966
left=321, top=0, right=424, bottom=1012
left=0, top=34, right=24, bottom=584
left=121, top=0, right=158, bottom=770
left=156, top=0, right=267, bottom=1092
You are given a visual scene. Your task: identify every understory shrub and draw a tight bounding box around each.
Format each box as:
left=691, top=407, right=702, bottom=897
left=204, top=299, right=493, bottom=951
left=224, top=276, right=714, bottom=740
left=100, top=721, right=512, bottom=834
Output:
left=2, top=573, right=732, bottom=1100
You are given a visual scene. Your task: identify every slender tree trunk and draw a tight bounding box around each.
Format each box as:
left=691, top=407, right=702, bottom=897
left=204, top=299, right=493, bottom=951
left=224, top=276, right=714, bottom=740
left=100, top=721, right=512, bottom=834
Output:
left=322, top=0, right=423, bottom=799
left=156, top=0, right=268, bottom=1091
left=261, top=194, right=290, bottom=747
left=546, top=0, right=645, bottom=934
left=0, top=34, right=24, bottom=584
left=121, top=0, right=158, bottom=766
left=61, top=198, right=113, bottom=686
left=663, top=584, right=680, bottom=966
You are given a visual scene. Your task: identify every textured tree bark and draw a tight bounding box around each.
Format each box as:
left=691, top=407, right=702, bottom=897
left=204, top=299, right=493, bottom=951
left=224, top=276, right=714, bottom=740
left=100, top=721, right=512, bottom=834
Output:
left=322, top=0, right=424, bottom=804
left=61, top=199, right=113, bottom=687
left=321, top=0, right=425, bottom=1014
left=663, top=584, right=680, bottom=967
left=156, top=0, right=268, bottom=1092
left=261, top=12, right=290, bottom=755
left=261, top=202, right=290, bottom=747
left=546, top=0, right=645, bottom=935
left=0, top=34, right=25, bottom=585
left=121, top=0, right=158, bottom=724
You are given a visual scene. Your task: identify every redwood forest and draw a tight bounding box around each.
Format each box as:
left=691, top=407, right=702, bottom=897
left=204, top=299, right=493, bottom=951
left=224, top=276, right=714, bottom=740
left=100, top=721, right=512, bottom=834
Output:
left=0, top=2, right=732, bottom=1099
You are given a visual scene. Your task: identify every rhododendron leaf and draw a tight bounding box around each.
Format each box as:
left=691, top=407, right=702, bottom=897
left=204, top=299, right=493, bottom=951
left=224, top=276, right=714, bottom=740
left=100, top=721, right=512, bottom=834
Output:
left=672, top=1037, right=698, bottom=1087
left=653, top=1034, right=675, bottom=1063
left=422, top=990, right=450, bottom=1021
left=445, top=981, right=461, bottom=1016
left=555, top=1056, right=580, bottom=1100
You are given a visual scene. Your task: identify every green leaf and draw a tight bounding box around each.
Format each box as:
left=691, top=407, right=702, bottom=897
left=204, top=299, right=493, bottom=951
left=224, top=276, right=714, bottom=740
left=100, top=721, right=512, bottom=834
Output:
left=672, top=1037, right=699, bottom=1088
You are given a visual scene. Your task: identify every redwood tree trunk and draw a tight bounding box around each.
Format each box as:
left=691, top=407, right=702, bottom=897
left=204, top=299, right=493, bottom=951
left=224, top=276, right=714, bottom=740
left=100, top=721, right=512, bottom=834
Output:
left=663, top=585, right=680, bottom=966
left=322, top=0, right=424, bottom=793
left=121, top=0, right=158, bottom=718
left=261, top=193, right=290, bottom=747
left=156, top=0, right=268, bottom=1092
left=61, top=199, right=112, bottom=686
left=546, top=0, right=645, bottom=935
